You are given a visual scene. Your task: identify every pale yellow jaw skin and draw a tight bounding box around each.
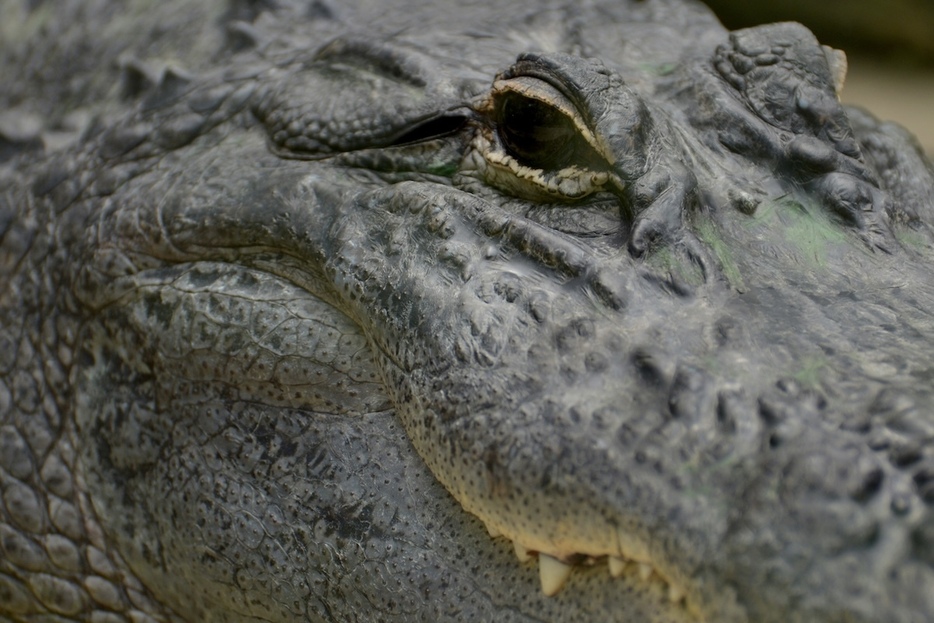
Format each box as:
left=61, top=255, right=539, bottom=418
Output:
left=479, top=514, right=697, bottom=613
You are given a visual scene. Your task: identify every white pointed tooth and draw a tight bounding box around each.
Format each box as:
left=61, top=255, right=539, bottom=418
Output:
left=608, top=556, right=626, bottom=578
left=617, top=529, right=652, bottom=564
left=486, top=524, right=502, bottom=539
left=637, top=562, right=653, bottom=581
left=513, top=541, right=532, bottom=563
left=669, top=583, right=686, bottom=603
left=822, top=45, right=848, bottom=94
left=539, top=554, right=573, bottom=596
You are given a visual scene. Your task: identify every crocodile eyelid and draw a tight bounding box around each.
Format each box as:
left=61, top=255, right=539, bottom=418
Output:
left=388, top=112, right=471, bottom=146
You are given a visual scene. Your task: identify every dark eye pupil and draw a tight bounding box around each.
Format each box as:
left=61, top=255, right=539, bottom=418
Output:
left=497, top=93, right=576, bottom=169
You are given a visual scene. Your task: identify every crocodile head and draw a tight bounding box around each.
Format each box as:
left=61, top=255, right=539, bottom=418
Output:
left=5, top=1, right=934, bottom=622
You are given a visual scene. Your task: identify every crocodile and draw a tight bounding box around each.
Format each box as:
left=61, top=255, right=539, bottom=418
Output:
left=2, top=0, right=934, bottom=622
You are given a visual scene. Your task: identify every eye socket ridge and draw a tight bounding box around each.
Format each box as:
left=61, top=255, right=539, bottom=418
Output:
left=491, top=79, right=609, bottom=172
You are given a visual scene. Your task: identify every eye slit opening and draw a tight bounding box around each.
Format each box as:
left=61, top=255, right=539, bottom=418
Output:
left=389, top=114, right=469, bottom=146
left=495, top=92, right=580, bottom=170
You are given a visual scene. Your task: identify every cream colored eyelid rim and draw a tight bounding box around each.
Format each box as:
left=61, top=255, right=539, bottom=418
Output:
left=489, top=76, right=616, bottom=164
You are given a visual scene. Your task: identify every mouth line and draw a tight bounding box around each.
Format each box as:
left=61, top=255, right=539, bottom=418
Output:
left=479, top=521, right=697, bottom=613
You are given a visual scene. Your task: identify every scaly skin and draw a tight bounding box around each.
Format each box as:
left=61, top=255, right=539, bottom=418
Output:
left=2, top=1, right=934, bottom=622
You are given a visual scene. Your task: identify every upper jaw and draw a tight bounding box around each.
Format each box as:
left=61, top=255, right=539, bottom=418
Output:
left=419, top=342, right=933, bottom=621
left=327, top=180, right=934, bottom=622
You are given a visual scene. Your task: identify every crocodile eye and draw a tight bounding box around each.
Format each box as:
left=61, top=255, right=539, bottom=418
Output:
left=479, top=74, right=614, bottom=201
left=496, top=92, right=578, bottom=170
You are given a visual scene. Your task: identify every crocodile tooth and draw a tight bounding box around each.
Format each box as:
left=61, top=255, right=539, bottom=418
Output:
left=637, top=562, right=654, bottom=581
left=669, top=583, right=686, bottom=604
left=485, top=523, right=502, bottom=539
left=608, top=556, right=627, bottom=578
left=822, top=46, right=848, bottom=94
left=539, top=554, right=573, bottom=596
left=513, top=541, right=532, bottom=563
left=618, top=531, right=652, bottom=564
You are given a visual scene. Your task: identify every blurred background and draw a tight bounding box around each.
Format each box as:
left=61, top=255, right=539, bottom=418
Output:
left=704, top=0, right=934, bottom=155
